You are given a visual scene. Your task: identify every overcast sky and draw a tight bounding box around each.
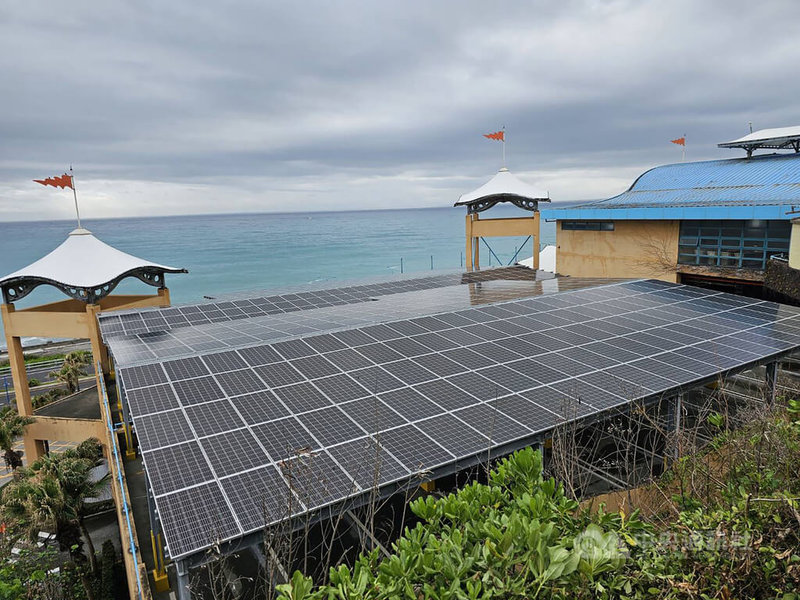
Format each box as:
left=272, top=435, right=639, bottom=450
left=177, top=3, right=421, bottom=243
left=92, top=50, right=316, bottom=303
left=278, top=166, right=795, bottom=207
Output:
left=1, top=0, right=798, bottom=221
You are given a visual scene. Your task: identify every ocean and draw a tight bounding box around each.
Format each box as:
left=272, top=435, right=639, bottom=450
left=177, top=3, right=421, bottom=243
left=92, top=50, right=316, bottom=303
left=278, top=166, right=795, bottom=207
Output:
left=0, top=206, right=556, bottom=347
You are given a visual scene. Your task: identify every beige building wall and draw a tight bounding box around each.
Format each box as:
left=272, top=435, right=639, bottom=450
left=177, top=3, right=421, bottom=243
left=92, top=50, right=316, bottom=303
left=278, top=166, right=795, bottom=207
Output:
left=556, top=220, right=680, bottom=282
left=789, top=220, right=800, bottom=270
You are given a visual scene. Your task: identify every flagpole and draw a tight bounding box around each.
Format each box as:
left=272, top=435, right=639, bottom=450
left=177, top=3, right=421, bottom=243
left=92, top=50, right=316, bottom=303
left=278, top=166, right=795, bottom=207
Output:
left=69, top=166, right=82, bottom=229
left=502, top=125, right=506, bottom=167
left=682, top=134, right=686, bottom=162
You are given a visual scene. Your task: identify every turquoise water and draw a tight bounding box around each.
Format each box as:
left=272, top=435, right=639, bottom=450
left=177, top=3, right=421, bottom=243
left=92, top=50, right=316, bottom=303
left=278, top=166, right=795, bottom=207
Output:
left=0, top=206, right=556, bottom=344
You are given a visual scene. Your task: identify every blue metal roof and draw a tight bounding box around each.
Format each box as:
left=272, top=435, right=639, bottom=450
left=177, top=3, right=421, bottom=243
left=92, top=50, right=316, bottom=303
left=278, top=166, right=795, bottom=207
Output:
left=541, top=152, right=800, bottom=221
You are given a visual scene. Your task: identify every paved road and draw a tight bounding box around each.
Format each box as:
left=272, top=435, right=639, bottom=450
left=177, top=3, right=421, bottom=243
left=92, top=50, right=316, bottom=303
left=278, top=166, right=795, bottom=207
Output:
left=0, top=375, right=96, bottom=407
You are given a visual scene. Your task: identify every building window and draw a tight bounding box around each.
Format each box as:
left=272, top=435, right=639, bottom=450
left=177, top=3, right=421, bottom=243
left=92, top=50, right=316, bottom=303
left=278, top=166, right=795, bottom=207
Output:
left=677, top=220, right=790, bottom=270
left=561, top=221, right=615, bottom=231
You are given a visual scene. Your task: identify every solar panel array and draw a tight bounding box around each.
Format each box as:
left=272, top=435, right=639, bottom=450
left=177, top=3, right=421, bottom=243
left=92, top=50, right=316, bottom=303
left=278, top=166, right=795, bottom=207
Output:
left=103, top=271, right=617, bottom=367
left=100, top=268, right=545, bottom=339
left=116, top=279, right=800, bottom=559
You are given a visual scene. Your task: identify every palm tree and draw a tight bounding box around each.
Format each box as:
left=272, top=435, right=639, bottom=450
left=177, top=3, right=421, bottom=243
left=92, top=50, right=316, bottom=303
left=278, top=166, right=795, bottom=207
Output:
left=49, top=350, right=92, bottom=394
left=1, top=437, right=107, bottom=594
left=49, top=363, right=81, bottom=393
left=0, top=406, right=34, bottom=471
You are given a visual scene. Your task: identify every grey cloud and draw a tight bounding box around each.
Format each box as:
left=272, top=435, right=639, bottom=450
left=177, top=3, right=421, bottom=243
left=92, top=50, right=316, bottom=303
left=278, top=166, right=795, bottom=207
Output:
left=1, top=0, right=799, bottom=220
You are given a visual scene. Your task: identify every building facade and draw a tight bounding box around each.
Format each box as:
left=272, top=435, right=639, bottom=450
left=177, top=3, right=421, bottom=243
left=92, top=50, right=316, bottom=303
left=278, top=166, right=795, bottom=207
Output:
left=542, top=150, right=800, bottom=293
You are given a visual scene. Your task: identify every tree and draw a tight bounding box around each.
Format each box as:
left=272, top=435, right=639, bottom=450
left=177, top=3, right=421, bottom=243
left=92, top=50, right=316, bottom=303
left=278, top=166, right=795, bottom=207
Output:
left=0, top=438, right=107, bottom=599
left=49, top=351, right=91, bottom=394
left=0, top=406, right=34, bottom=471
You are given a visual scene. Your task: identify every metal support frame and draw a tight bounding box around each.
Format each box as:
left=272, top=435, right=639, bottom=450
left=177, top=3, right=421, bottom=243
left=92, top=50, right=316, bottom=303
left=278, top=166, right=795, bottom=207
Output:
left=116, top=377, right=137, bottom=459
left=263, top=542, right=290, bottom=586
left=176, top=560, right=191, bottom=600
left=162, top=353, right=797, bottom=577
left=344, top=510, right=391, bottom=558
left=575, top=457, right=629, bottom=489
left=674, top=393, right=683, bottom=461
left=765, top=361, right=779, bottom=405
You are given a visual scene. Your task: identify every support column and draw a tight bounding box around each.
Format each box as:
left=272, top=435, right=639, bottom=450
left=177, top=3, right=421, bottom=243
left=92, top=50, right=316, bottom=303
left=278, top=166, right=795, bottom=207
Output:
left=532, top=212, right=540, bottom=271
left=144, top=474, right=169, bottom=592
left=1, top=303, right=45, bottom=463
left=765, top=361, right=778, bottom=405
left=176, top=560, right=191, bottom=600
left=473, top=215, right=481, bottom=270
left=673, top=393, right=683, bottom=461
left=116, top=377, right=137, bottom=460
left=86, top=303, right=110, bottom=376
left=465, top=214, right=474, bottom=271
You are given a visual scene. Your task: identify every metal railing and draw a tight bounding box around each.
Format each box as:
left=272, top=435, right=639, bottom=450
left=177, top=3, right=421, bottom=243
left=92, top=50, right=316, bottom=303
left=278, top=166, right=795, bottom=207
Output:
left=98, top=366, right=145, bottom=599
left=0, top=358, right=65, bottom=379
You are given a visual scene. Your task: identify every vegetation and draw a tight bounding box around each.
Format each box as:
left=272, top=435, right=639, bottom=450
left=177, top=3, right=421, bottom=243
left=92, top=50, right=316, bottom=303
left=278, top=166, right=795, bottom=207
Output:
left=0, top=438, right=108, bottom=600
left=0, top=406, right=33, bottom=471
left=99, top=540, right=118, bottom=600
left=0, top=353, right=66, bottom=369
left=0, top=547, right=90, bottom=600
left=48, top=351, right=91, bottom=394
left=27, top=379, right=41, bottom=388
left=31, top=388, right=69, bottom=411
left=274, top=401, right=800, bottom=600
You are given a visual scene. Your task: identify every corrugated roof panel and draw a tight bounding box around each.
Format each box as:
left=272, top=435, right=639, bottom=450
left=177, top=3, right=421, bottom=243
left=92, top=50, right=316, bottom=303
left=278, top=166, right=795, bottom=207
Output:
left=543, top=153, right=800, bottom=220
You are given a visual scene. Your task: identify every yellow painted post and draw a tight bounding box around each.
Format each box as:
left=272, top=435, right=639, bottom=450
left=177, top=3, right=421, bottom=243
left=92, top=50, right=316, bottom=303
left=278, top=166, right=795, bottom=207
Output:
left=150, top=531, right=169, bottom=592
left=1, top=304, right=45, bottom=463
left=533, top=212, right=540, bottom=270
left=420, top=480, right=436, bottom=492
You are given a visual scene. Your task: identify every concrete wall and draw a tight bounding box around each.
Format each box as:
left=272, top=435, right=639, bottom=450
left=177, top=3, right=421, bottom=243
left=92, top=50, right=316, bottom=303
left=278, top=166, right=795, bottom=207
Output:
left=789, top=221, right=800, bottom=270
left=555, top=220, right=680, bottom=282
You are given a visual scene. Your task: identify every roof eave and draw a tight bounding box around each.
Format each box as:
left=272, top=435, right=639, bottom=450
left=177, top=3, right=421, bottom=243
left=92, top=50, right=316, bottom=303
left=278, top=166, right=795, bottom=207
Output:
left=1, top=266, right=188, bottom=304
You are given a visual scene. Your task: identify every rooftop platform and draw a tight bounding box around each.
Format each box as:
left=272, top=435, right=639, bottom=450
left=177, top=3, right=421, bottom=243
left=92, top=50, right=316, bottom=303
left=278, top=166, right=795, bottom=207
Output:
left=100, top=269, right=800, bottom=564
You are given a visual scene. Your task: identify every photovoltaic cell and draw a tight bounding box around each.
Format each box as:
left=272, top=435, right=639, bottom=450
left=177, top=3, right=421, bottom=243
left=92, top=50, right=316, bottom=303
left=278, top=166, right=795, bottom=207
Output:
left=158, top=482, right=241, bottom=559
left=114, top=276, right=800, bottom=561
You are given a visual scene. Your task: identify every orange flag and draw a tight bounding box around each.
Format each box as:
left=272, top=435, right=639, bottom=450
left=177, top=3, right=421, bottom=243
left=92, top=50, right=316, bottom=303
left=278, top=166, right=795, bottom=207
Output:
left=670, top=137, right=686, bottom=146
left=484, top=130, right=505, bottom=142
left=34, top=173, right=73, bottom=189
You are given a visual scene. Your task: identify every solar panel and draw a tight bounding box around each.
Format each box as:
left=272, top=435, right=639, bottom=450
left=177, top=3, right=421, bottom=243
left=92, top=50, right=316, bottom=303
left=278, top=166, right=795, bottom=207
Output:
left=115, top=278, right=800, bottom=560
left=103, top=272, right=619, bottom=367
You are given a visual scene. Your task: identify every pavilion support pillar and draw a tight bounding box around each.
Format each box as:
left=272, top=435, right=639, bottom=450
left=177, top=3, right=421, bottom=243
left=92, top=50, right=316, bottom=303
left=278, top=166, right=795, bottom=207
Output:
left=86, top=303, right=110, bottom=377
left=1, top=303, right=45, bottom=464
left=465, top=214, right=480, bottom=271
left=464, top=213, right=542, bottom=272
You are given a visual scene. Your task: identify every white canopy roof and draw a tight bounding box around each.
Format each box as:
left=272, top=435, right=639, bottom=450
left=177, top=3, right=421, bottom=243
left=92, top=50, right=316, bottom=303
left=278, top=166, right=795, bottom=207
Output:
left=0, top=228, right=185, bottom=302
left=718, top=126, right=800, bottom=151
left=455, top=168, right=549, bottom=207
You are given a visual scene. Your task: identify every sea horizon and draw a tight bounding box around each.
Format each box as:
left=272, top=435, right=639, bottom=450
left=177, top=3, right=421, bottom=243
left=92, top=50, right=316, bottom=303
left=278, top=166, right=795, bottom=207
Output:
left=0, top=199, right=584, bottom=226
left=0, top=205, right=558, bottom=348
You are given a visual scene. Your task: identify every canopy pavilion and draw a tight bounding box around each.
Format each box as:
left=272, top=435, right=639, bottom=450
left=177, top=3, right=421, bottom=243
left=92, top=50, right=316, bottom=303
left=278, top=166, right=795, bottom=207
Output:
left=0, top=225, right=185, bottom=599
left=455, top=167, right=550, bottom=270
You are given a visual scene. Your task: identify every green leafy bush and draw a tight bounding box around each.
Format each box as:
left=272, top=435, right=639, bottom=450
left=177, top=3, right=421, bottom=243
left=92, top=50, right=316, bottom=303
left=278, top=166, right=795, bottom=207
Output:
left=276, top=406, right=800, bottom=600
